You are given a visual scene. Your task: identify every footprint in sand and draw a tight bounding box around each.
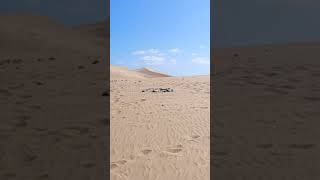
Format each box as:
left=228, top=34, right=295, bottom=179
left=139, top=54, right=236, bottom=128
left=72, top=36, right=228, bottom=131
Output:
left=187, top=135, right=200, bottom=142
left=117, top=160, right=127, bottom=165
left=175, top=144, right=183, bottom=148
left=192, top=135, right=200, bottom=139
left=166, top=145, right=183, bottom=154
left=111, top=160, right=128, bottom=170
left=110, top=163, right=119, bottom=169
left=166, top=148, right=182, bottom=153
left=141, top=149, right=152, bottom=155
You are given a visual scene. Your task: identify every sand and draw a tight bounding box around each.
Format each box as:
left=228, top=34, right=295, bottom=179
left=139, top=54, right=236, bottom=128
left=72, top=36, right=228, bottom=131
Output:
left=213, top=43, right=320, bottom=179
left=110, top=66, right=210, bottom=180
left=0, top=14, right=108, bottom=179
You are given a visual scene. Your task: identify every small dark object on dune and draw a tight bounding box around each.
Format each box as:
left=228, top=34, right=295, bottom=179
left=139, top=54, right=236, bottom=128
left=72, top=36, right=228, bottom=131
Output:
left=0, top=59, right=11, bottom=65
left=49, top=57, right=56, bottom=60
left=159, top=88, right=173, bottom=92
left=142, top=88, right=174, bottom=93
left=233, top=53, right=239, bottom=57
left=92, top=60, right=100, bottom=64
left=78, top=65, right=85, bottom=69
left=102, top=91, right=110, bottom=96
left=34, top=81, right=43, bottom=86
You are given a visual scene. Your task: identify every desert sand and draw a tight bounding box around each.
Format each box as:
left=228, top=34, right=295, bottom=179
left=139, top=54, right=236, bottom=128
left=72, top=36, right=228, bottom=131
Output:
left=110, top=65, right=210, bottom=180
left=213, top=43, right=320, bottom=179
left=0, top=13, right=108, bottom=179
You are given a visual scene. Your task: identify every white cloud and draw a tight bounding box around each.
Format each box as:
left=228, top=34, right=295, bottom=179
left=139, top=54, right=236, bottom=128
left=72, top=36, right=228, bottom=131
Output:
left=132, top=49, right=163, bottom=55
left=191, top=57, right=210, bottom=65
left=132, top=48, right=181, bottom=65
left=142, top=55, right=166, bottom=65
left=192, top=53, right=197, bottom=56
left=147, top=48, right=161, bottom=54
left=169, top=48, right=182, bottom=53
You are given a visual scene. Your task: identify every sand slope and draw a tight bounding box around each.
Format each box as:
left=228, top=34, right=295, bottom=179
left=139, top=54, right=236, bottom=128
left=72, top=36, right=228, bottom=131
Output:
left=135, top=67, right=172, bottom=78
left=213, top=43, right=320, bottom=180
left=0, top=13, right=107, bottom=56
left=0, top=13, right=108, bottom=179
left=111, top=66, right=210, bottom=180
left=110, top=66, right=172, bottom=79
left=110, top=65, right=146, bottom=79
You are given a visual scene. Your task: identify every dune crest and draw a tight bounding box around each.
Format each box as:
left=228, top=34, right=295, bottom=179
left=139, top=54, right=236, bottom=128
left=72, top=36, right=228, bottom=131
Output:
left=111, top=65, right=171, bottom=79
left=135, top=67, right=171, bottom=78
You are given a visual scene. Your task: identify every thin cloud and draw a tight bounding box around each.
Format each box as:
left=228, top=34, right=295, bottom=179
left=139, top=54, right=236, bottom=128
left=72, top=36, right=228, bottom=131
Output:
left=142, top=55, right=165, bottom=65
left=132, top=50, right=146, bottom=55
left=191, top=57, right=210, bottom=65
left=133, top=49, right=167, bottom=65
left=132, top=49, right=162, bottom=55
left=169, top=48, right=182, bottom=53
left=132, top=48, right=181, bottom=65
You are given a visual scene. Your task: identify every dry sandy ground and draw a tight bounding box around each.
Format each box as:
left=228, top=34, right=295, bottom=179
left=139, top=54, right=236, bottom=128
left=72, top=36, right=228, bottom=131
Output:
left=110, top=66, right=210, bottom=180
left=0, top=13, right=108, bottom=179
left=213, top=43, right=320, bottom=180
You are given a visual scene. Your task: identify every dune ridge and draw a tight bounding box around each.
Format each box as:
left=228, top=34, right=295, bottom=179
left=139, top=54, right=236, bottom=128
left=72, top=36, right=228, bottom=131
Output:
left=111, top=65, right=172, bottom=79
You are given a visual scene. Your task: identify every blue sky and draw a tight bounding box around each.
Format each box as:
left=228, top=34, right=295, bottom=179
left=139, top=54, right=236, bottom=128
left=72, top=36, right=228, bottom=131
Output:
left=110, top=0, right=210, bottom=76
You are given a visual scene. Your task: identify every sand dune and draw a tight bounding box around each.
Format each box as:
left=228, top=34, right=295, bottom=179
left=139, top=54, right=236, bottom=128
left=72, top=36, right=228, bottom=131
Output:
left=0, top=13, right=107, bottom=56
left=0, top=13, right=108, bottom=179
left=110, top=65, right=146, bottom=79
left=213, top=43, right=320, bottom=180
left=73, top=20, right=109, bottom=47
left=135, top=67, right=172, bottom=78
left=111, top=65, right=171, bottom=79
left=73, top=20, right=109, bottom=38
left=111, top=65, right=210, bottom=180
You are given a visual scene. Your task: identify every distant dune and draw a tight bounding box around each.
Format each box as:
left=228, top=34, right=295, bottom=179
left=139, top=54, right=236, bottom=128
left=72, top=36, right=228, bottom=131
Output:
left=111, top=65, right=171, bottom=79
left=110, top=65, right=145, bottom=79
left=0, top=13, right=107, bottom=56
left=135, top=67, right=172, bottom=78
left=73, top=20, right=109, bottom=39
left=72, top=20, right=109, bottom=47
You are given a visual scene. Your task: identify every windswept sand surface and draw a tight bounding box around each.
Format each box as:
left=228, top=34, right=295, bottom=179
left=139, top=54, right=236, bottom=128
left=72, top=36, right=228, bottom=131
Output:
left=111, top=66, right=210, bottom=180
left=0, top=14, right=108, bottom=179
left=213, top=43, right=320, bottom=180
